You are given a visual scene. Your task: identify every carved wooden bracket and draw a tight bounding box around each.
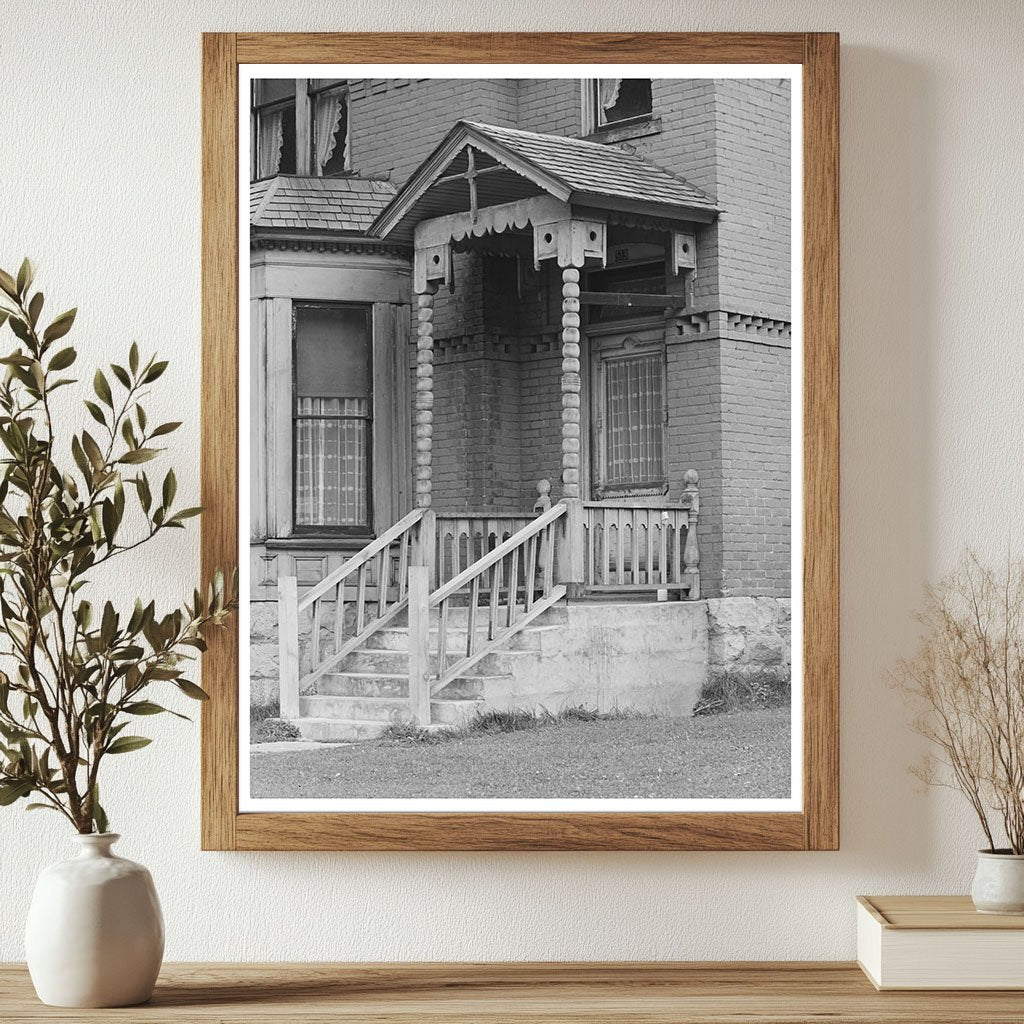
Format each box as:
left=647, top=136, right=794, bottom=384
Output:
left=672, top=231, right=697, bottom=274
left=533, top=218, right=607, bottom=270
left=413, top=242, right=453, bottom=294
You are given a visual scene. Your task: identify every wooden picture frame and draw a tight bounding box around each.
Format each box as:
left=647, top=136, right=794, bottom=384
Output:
left=201, top=32, right=838, bottom=851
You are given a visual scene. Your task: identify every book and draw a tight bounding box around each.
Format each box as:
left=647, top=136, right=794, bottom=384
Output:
left=857, top=895, right=1024, bottom=989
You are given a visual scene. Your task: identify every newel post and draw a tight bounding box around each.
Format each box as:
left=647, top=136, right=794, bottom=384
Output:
left=277, top=575, right=300, bottom=719
left=681, top=469, right=701, bottom=600
left=407, top=565, right=431, bottom=727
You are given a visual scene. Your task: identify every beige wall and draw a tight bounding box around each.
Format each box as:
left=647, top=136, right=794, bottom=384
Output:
left=1, top=0, right=1023, bottom=962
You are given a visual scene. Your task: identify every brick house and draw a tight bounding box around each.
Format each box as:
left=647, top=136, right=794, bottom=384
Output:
left=249, top=77, right=793, bottom=738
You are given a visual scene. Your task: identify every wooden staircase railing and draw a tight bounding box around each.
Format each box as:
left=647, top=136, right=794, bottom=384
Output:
left=406, top=502, right=569, bottom=725
left=277, top=507, right=434, bottom=718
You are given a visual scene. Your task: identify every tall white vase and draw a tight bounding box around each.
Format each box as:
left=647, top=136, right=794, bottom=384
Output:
left=25, top=833, right=164, bottom=1007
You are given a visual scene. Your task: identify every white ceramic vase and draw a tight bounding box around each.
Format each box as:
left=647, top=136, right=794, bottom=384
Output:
left=25, top=833, right=164, bottom=1007
left=971, top=850, right=1024, bottom=915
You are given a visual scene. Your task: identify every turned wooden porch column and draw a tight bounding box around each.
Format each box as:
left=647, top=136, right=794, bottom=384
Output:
left=414, top=280, right=438, bottom=509
left=560, top=266, right=583, bottom=500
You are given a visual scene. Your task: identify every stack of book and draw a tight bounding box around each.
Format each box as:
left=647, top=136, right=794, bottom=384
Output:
left=857, top=895, right=1024, bottom=989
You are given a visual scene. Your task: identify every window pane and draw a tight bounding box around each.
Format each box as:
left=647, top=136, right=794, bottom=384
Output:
left=253, top=79, right=296, bottom=105
left=598, top=79, right=652, bottom=125
left=294, top=306, right=372, bottom=529
left=295, top=306, right=371, bottom=399
left=605, top=354, right=664, bottom=486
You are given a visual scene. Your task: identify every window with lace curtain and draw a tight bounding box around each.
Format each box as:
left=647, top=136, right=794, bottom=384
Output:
left=584, top=79, right=653, bottom=133
left=293, top=304, right=373, bottom=534
left=252, top=80, right=296, bottom=179
left=309, top=80, right=349, bottom=175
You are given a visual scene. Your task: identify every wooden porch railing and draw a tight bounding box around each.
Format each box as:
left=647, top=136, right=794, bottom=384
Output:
left=581, top=472, right=700, bottom=598
left=434, top=514, right=534, bottom=586
left=407, top=502, right=568, bottom=723
left=277, top=507, right=434, bottom=718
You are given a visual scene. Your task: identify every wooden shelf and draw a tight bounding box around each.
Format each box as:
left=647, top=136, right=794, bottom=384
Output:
left=3, top=962, right=1024, bottom=1022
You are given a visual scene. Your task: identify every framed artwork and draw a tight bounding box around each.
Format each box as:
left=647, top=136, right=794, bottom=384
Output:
left=201, top=32, right=838, bottom=851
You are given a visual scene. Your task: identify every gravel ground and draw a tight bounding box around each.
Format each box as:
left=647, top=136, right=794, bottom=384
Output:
left=250, top=708, right=791, bottom=800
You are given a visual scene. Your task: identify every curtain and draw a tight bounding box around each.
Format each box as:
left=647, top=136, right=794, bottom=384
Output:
left=257, top=108, right=284, bottom=178
left=605, top=355, right=663, bottom=486
left=599, top=78, right=623, bottom=111
left=314, top=90, right=345, bottom=172
left=295, top=397, right=369, bottom=527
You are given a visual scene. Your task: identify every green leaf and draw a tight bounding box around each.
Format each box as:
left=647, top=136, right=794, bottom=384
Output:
left=0, top=269, right=18, bottom=300
left=105, top=735, right=152, bottom=755
left=42, top=308, right=76, bottom=343
left=0, top=779, right=33, bottom=805
left=81, top=431, right=105, bottom=471
left=121, top=418, right=137, bottom=449
left=150, top=421, right=181, bottom=438
left=16, top=258, right=34, bottom=298
left=136, top=473, right=152, bottom=513
left=118, top=448, right=157, bottom=465
left=129, top=342, right=139, bottom=375
left=169, top=507, right=203, bottom=523
left=142, top=360, right=168, bottom=383
left=48, top=346, right=77, bottom=371
left=83, top=400, right=106, bottom=427
left=93, top=369, right=113, bottom=408
left=8, top=317, right=31, bottom=344
left=26, top=802, right=61, bottom=814
left=110, top=363, right=131, bottom=389
left=27, top=292, right=43, bottom=328
left=162, top=468, right=176, bottom=508
left=91, top=785, right=108, bottom=834
left=175, top=679, right=210, bottom=701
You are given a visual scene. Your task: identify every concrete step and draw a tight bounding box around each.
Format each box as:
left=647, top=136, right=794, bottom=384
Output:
left=388, top=600, right=567, bottom=629
left=300, top=694, right=484, bottom=727
left=317, top=671, right=486, bottom=700
left=340, top=647, right=515, bottom=677
left=292, top=717, right=389, bottom=742
left=373, top=622, right=547, bottom=654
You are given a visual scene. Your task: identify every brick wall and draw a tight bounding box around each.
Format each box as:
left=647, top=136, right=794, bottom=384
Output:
left=349, top=79, right=518, bottom=186
left=718, top=336, right=791, bottom=597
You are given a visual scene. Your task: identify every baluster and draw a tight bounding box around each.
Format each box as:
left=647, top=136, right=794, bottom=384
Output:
left=333, top=580, right=346, bottom=656
left=467, top=576, right=480, bottom=657
left=672, top=516, right=683, bottom=583
left=507, top=546, right=520, bottom=628
left=632, top=510, right=641, bottom=585
left=584, top=513, right=594, bottom=587
left=356, top=563, right=367, bottom=633
left=524, top=534, right=538, bottom=611
left=437, top=598, right=450, bottom=674
left=647, top=513, right=657, bottom=586
left=616, top=510, right=626, bottom=585
left=310, top=597, right=322, bottom=669
left=659, top=514, right=669, bottom=585
left=488, top=562, right=501, bottom=640
left=376, top=547, right=388, bottom=617
left=397, top=529, right=409, bottom=601
left=543, top=525, right=555, bottom=594
left=601, top=510, right=611, bottom=585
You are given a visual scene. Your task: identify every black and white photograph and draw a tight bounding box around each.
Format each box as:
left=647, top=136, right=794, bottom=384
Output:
left=242, top=67, right=801, bottom=808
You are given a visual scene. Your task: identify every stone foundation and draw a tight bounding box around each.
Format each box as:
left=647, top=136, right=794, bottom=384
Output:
left=704, top=597, right=792, bottom=706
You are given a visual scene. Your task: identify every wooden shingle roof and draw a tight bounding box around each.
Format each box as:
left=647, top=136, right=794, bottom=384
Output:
left=463, top=122, right=717, bottom=213
left=372, top=120, right=718, bottom=243
left=250, top=175, right=397, bottom=234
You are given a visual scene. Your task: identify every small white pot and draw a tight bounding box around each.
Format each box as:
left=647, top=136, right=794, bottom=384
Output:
left=971, top=850, right=1024, bottom=915
left=25, top=833, right=164, bottom=1007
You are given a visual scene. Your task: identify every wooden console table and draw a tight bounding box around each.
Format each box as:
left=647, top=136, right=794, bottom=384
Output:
left=2, top=962, right=1023, bottom=1022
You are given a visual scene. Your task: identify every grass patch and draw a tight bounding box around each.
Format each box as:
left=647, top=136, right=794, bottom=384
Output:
left=378, top=703, right=647, bottom=745
left=250, top=701, right=300, bottom=744
left=251, top=708, right=791, bottom=800
left=694, top=670, right=791, bottom=716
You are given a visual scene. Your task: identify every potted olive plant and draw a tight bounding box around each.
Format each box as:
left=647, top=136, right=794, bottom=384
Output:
left=896, top=552, right=1024, bottom=914
left=0, top=260, right=235, bottom=1006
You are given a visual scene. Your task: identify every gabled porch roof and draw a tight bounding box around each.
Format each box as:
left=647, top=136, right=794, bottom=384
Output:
left=370, top=121, right=718, bottom=243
